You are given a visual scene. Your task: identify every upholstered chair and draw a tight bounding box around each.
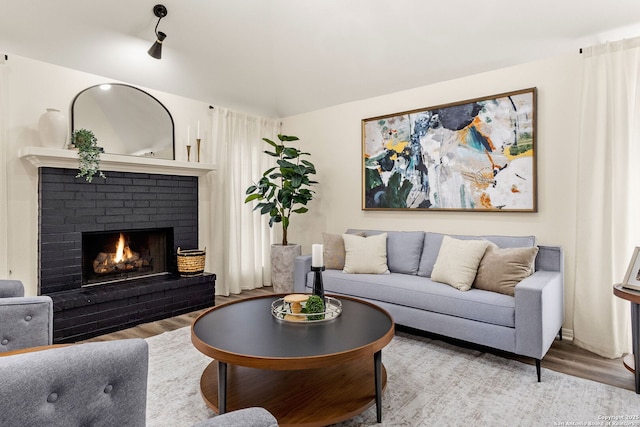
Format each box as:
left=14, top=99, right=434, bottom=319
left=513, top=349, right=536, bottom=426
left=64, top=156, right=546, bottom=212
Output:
left=0, top=279, right=53, bottom=352
left=0, top=339, right=278, bottom=427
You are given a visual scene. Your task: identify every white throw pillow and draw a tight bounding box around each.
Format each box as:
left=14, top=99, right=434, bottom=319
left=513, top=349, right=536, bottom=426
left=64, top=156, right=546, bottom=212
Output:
left=431, top=236, right=489, bottom=291
left=342, top=233, right=389, bottom=274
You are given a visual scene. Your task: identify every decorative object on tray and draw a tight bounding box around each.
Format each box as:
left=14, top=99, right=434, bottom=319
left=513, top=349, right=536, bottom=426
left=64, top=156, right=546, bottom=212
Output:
left=311, top=243, right=325, bottom=301
left=362, top=88, right=537, bottom=211
left=71, top=128, right=105, bottom=183
left=177, top=247, right=206, bottom=277
left=272, top=294, right=342, bottom=323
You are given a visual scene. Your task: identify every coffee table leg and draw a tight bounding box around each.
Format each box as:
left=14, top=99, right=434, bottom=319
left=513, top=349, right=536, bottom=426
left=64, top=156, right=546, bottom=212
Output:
left=374, top=350, right=382, bottom=422
left=218, top=361, right=227, bottom=414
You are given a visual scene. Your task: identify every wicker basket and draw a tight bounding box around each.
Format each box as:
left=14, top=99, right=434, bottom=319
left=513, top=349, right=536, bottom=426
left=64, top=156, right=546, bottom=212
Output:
left=177, top=247, right=206, bottom=276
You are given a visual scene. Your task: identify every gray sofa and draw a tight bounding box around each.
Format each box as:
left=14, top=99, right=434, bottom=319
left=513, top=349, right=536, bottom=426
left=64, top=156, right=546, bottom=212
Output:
left=294, top=230, right=564, bottom=381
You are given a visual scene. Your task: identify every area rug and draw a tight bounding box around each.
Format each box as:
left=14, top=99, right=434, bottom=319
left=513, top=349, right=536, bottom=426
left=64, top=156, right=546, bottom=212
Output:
left=146, top=327, right=639, bottom=426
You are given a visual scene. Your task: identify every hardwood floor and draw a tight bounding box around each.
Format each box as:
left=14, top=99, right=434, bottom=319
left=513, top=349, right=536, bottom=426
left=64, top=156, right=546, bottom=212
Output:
left=85, top=287, right=637, bottom=393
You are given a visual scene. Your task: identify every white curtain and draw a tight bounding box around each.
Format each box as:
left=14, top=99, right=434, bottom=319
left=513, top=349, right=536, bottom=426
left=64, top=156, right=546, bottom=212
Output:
left=0, top=54, right=8, bottom=278
left=209, top=108, right=280, bottom=295
left=573, top=37, right=640, bottom=358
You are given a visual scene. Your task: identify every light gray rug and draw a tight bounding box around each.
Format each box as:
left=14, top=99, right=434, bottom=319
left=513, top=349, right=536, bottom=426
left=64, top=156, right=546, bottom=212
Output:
left=146, top=327, right=639, bottom=427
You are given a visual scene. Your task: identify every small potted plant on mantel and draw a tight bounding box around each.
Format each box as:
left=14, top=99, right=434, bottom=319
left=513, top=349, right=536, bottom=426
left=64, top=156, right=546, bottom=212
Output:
left=71, top=128, right=105, bottom=183
left=245, top=134, right=317, bottom=293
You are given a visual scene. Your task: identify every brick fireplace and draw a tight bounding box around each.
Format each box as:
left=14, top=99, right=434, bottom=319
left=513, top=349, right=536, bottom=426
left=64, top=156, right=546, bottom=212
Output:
left=38, top=167, right=215, bottom=343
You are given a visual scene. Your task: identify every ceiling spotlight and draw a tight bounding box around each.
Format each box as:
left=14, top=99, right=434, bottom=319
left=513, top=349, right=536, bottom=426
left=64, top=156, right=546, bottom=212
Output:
left=147, top=4, right=168, bottom=59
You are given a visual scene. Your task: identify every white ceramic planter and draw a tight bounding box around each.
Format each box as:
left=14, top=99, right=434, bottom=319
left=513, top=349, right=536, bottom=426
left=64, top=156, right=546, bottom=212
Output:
left=271, top=244, right=302, bottom=294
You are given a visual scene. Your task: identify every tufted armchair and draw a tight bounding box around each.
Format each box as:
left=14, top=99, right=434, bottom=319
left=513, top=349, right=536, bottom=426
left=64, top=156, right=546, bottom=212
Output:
left=0, top=279, right=53, bottom=352
left=0, top=339, right=278, bottom=427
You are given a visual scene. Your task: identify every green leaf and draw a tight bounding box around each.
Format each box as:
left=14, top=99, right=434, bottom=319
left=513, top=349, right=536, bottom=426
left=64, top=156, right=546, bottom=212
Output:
left=291, top=175, right=302, bottom=188
left=246, top=185, right=257, bottom=194
left=262, top=138, right=278, bottom=148
left=278, top=134, right=299, bottom=142
left=293, top=207, right=308, bottom=214
left=260, top=203, right=275, bottom=214
left=262, top=167, right=276, bottom=177
left=244, top=193, right=262, bottom=203
left=283, top=147, right=299, bottom=158
left=277, top=159, right=297, bottom=169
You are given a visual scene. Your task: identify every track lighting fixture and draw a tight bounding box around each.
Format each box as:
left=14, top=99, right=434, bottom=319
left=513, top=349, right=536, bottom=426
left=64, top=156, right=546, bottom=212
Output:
left=147, top=4, right=168, bottom=59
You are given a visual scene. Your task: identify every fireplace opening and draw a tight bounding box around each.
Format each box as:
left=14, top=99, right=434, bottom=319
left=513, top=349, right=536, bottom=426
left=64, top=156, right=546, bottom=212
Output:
left=82, top=228, right=173, bottom=286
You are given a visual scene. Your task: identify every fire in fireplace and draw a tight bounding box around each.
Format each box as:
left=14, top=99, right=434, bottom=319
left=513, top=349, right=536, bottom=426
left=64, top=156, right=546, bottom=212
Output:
left=82, top=228, right=173, bottom=286
left=92, top=233, right=151, bottom=275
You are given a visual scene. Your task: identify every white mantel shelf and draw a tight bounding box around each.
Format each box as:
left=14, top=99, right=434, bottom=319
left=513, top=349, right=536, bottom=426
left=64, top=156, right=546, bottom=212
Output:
left=19, top=146, right=216, bottom=177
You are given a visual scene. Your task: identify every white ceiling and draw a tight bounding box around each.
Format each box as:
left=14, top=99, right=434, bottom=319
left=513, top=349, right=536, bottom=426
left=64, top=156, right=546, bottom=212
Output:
left=2, top=0, right=640, bottom=118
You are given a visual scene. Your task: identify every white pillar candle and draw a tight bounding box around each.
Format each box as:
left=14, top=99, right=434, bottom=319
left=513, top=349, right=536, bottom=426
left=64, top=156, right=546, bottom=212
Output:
left=311, top=244, right=323, bottom=267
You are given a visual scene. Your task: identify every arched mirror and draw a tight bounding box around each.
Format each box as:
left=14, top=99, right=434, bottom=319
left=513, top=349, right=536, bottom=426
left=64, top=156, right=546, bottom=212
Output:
left=71, top=84, right=175, bottom=160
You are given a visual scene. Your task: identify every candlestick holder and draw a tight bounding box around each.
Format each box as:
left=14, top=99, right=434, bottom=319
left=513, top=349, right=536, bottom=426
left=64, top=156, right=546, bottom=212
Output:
left=196, top=138, right=201, bottom=162
left=311, top=266, right=325, bottom=301
left=186, top=145, right=191, bottom=162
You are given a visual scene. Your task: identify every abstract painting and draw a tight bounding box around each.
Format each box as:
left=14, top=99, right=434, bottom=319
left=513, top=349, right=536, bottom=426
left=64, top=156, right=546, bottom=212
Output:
left=362, top=88, right=537, bottom=211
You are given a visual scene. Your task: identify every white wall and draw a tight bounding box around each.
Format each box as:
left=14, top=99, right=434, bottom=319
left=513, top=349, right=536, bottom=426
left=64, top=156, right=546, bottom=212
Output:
left=282, top=53, right=583, bottom=333
left=1, top=55, right=215, bottom=296
left=2, top=52, right=585, bottom=332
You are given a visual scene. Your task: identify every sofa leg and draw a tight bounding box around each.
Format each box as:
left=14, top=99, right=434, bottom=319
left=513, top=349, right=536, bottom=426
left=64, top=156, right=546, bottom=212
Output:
left=535, top=359, right=541, bottom=382
left=558, top=328, right=563, bottom=341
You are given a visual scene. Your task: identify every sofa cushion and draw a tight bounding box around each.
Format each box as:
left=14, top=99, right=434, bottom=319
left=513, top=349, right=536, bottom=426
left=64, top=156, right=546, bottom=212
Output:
left=474, top=244, right=539, bottom=296
left=306, top=270, right=516, bottom=328
left=322, top=232, right=365, bottom=270
left=417, top=232, right=536, bottom=277
left=345, top=230, right=425, bottom=275
left=343, top=233, right=389, bottom=274
left=431, top=236, right=490, bottom=291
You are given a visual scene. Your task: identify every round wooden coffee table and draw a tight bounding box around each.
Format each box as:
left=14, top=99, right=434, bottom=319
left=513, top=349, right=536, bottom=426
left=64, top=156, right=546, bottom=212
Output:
left=191, top=294, right=395, bottom=426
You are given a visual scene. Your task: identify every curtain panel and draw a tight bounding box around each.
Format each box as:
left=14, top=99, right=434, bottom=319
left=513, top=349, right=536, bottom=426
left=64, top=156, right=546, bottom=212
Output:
left=573, top=37, right=640, bottom=358
left=0, top=55, right=8, bottom=278
left=209, top=108, right=280, bottom=295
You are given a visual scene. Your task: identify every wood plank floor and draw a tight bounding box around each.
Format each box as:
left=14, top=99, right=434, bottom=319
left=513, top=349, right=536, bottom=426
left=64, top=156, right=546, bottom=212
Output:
left=84, top=287, right=637, bottom=393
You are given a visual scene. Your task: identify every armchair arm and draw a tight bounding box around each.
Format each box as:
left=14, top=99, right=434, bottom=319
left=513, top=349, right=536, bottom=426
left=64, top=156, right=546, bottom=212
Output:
left=0, top=280, right=25, bottom=298
left=294, top=255, right=312, bottom=294
left=514, top=270, right=564, bottom=359
left=0, top=295, right=54, bottom=352
left=191, top=407, right=278, bottom=427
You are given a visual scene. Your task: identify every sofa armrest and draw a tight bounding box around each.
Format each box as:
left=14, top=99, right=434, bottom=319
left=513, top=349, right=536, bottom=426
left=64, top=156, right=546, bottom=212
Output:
left=0, top=280, right=25, bottom=298
left=191, top=407, right=278, bottom=427
left=294, top=255, right=312, bottom=293
left=0, top=296, right=54, bottom=352
left=514, top=270, right=564, bottom=359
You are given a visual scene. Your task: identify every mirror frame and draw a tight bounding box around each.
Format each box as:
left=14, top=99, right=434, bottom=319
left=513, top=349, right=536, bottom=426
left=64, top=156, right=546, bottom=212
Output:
left=71, top=83, right=175, bottom=160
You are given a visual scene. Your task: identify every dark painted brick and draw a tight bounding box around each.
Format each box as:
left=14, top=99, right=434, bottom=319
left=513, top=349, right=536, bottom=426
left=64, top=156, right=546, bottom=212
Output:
left=96, top=200, right=124, bottom=208
left=96, top=215, right=124, bottom=224
left=105, top=193, right=133, bottom=200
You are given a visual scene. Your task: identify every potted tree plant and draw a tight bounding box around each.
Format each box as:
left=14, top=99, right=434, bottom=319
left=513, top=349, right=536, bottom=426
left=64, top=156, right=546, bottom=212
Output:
left=245, top=134, right=317, bottom=293
left=71, top=128, right=105, bottom=183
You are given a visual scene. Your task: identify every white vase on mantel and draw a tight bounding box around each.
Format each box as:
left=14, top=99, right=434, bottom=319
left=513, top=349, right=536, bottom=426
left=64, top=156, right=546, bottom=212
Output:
left=38, top=108, right=68, bottom=149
